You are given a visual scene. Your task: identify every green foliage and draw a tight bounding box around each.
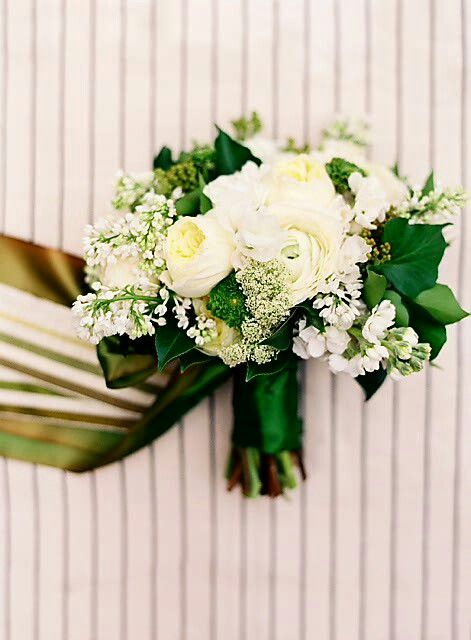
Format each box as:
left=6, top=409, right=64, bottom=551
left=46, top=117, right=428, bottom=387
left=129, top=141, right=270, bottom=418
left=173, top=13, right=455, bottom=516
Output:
left=325, top=157, right=367, bottom=194
left=153, top=146, right=174, bottom=170
left=413, top=284, right=468, bottom=325
left=207, top=272, right=248, bottom=328
left=178, top=144, right=216, bottom=181
left=406, top=302, right=447, bottom=360
left=245, top=349, right=294, bottom=381
left=97, top=334, right=158, bottom=389
left=262, top=312, right=298, bottom=350
left=283, top=137, right=311, bottom=154
left=356, top=368, right=388, bottom=400
left=155, top=315, right=195, bottom=372
left=375, top=218, right=447, bottom=298
left=382, top=290, right=409, bottom=327
left=179, top=349, right=213, bottom=372
left=174, top=188, right=202, bottom=216
left=231, top=111, right=262, bottom=141
left=214, top=127, right=261, bottom=175
left=363, top=270, right=387, bottom=309
left=295, top=302, right=324, bottom=331
left=421, top=171, right=435, bottom=197
left=166, top=160, right=199, bottom=193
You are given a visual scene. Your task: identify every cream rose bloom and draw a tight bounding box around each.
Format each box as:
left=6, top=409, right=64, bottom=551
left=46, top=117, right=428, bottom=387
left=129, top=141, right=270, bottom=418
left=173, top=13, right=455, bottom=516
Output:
left=192, top=299, right=239, bottom=356
left=163, top=215, right=234, bottom=298
left=265, top=154, right=336, bottom=210
left=269, top=203, right=344, bottom=304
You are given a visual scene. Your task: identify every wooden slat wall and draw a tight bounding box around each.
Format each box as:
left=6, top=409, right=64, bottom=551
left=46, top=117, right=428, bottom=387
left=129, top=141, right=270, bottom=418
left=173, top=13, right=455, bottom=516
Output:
left=1, top=1, right=470, bottom=638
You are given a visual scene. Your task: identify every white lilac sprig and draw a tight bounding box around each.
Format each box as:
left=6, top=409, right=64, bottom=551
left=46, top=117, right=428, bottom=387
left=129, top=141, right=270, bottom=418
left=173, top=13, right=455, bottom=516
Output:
left=320, top=117, right=370, bottom=149
left=397, top=186, right=467, bottom=225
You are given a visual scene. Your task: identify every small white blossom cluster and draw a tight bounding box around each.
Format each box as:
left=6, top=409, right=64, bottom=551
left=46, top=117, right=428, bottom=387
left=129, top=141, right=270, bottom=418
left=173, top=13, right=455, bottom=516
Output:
left=112, top=171, right=156, bottom=211
left=187, top=314, right=218, bottom=347
left=348, top=172, right=389, bottom=230
left=219, top=259, right=291, bottom=366
left=294, top=299, right=431, bottom=379
left=397, top=186, right=467, bottom=225
left=72, top=283, right=166, bottom=344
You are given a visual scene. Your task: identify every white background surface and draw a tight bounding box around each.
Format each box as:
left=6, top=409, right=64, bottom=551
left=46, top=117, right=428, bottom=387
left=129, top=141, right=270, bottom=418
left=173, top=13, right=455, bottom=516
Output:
left=1, top=1, right=471, bottom=638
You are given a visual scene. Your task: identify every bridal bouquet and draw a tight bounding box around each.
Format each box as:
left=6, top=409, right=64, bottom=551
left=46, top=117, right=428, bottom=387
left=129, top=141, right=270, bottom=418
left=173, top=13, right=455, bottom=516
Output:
left=73, top=114, right=468, bottom=496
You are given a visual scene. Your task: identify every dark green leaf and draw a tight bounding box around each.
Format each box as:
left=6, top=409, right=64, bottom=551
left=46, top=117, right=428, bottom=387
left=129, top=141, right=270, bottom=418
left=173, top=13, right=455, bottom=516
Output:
left=179, top=349, right=214, bottom=372
left=295, top=302, right=324, bottom=331
left=422, top=171, right=435, bottom=197
left=382, top=290, right=409, bottom=327
left=407, top=302, right=447, bottom=360
left=413, top=284, right=469, bottom=325
left=198, top=174, right=213, bottom=213
left=175, top=188, right=202, bottom=216
left=375, top=218, right=447, bottom=298
left=155, top=316, right=195, bottom=372
left=363, top=270, right=387, bottom=309
left=97, top=335, right=157, bottom=389
left=262, top=312, right=297, bottom=350
left=245, top=350, right=294, bottom=381
left=153, top=146, right=174, bottom=170
left=356, top=367, right=388, bottom=400
left=214, top=127, right=261, bottom=176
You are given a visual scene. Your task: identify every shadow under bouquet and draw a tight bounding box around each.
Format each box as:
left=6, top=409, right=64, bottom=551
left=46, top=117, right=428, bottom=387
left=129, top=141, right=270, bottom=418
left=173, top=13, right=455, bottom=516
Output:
left=72, top=115, right=468, bottom=497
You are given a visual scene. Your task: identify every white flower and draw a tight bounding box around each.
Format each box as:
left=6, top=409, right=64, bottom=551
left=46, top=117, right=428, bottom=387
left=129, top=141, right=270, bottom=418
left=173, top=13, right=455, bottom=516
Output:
left=203, top=161, right=268, bottom=224
left=362, top=344, right=388, bottom=372
left=364, top=163, right=408, bottom=207
left=324, top=326, right=350, bottom=354
left=362, top=300, right=396, bottom=344
left=268, top=203, right=344, bottom=303
left=163, top=215, right=234, bottom=297
left=293, top=323, right=349, bottom=360
left=100, top=255, right=141, bottom=288
left=337, top=235, right=370, bottom=272
left=328, top=353, right=365, bottom=377
left=316, top=138, right=367, bottom=165
left=348, top=172, right=390, bottom=229
left=265, top=154, right=336, bottom=210
left=192, top=300, right=239, bottom=356
left=232, top=209, right=287, bottom=267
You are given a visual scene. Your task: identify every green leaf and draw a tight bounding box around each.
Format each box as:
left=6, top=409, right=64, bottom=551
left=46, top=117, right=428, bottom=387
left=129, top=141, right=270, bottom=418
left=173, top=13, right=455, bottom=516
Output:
left=153, top=146, right=174, bottom=170
left=262, top=313, right=297, bottom=350
left=295, top=302, right=324, bottom=331
left=382, top=290, right=409, bottom=327
left=155, top=316, right=195, bottom=372
left=174, top=188, right=202, bottom=216
left=97, top=335, right=158, bottom=389
left=422, top=171, right=435, bottom=197
left=413, top=284, right=469, bottom=325
left=179, top=349, right=214, bottom=372
left=245, top=350, right=294, bottom=381
left=356, top=368, right=388, bottom=400
left=407, top=304, right=447, bottom=360
left=325, top=157, right=367, bottom=194
left=363, top=270, right=387, bottom=309
left=214, top=127, right=261, bottom=176
left=198, top=174, right=213, bottom=213
left=375, top=218, right=447, bottom=298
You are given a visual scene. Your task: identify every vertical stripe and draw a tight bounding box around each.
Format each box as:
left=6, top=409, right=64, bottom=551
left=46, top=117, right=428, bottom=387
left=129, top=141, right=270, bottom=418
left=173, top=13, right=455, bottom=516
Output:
left=179, top=421, right=187, bottom=640
left=180, top=0, right=188, bottom=149
left=451, top=1, right=467, bottom=637
left=0, top=0, right=7, bottom=233
left=61, top=471, right=69, bottom=640
left=241, top=0, right=248, bottom=114
left=149, top=0, right=157, bottom=158
left=90, top=471, right=98, bottom=640
left=119, top=0, right=126, bottom=169
left=57, top=0, right=66, bottom=249
left=421, top=1, right=435, bottom=638
left=88, top=0, right=96, bottom=222
left=3, top=458, right=11, bottom=640
left=32, top=465, right=40, bottom=640
left=149, top=444, right=158, bottom=640
left=358, top=401, right=367, bottom=640
left=119, top=461, right=128, bottom=640
left=30, top=0, right=37, bottom=240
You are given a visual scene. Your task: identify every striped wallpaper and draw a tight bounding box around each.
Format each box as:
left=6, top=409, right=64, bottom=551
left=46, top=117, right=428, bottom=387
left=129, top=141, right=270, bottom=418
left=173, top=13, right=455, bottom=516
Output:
left=1, top=1, right=470, bottom=639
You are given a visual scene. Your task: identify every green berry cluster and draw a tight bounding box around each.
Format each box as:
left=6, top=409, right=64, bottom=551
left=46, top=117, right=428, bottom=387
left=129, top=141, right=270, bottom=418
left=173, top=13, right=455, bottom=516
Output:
left=207, top=272, right=248, bottom=329
left=231, top=111, right=262, bottom=141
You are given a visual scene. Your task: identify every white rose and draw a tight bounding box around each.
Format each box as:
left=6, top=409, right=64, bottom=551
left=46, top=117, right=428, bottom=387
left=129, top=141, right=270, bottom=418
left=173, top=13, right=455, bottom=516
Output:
left=268, top=203, right=344, bottom=303
left=192, top=299, right=239, bottom=356
left=100, top=255, right=141, bottom=288
left=163, top=215, right=234, bottom=298
left=265, top=154, right=336, bottom=210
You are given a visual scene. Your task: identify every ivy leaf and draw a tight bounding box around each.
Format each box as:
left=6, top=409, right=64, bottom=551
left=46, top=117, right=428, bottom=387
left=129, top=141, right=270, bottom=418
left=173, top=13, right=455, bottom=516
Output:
left=153, top=146, right=174, bottom=170
left=214, top=127, right=261, bottom=175
left=179, top=349, right=214, bottom=372
left=363, top=270, right=387, bottom=309
left=155, top=316, right=195, bottom=372
left=421, top=171, right=435, bottom=197
left=262, top=312, right=298, bottom=350
left=375, top=218, right=447, bottom=298
left=407, top=303, right=447, bottom=360
left=382, top=290, right=409, bottom=327
left=295, top=302, right=324, bottom=331
left=175, top=188, right=202, bottom=216
left=413, top=284, right=469, bottom=325
left=246, top=350, right=294, bottom=381
left=356, top=368, right=388, bottom=400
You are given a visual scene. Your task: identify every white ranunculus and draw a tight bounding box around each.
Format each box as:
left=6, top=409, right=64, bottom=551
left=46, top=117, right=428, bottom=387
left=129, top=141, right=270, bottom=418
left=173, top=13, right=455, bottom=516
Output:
left=100, top=255, right=141, bottom=288
left=364, top=162, right=408, bottom=207
left=163, top=215, right=234, bottom=298
left=233, top=210, right=287, bottom=267
left=268, top=203, right=344, bottom=303
left=244, top=136, right=291, bottom=165
left=265, top=154, right=336, bottom=210
left=192, top=299, right=239, bottom=356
